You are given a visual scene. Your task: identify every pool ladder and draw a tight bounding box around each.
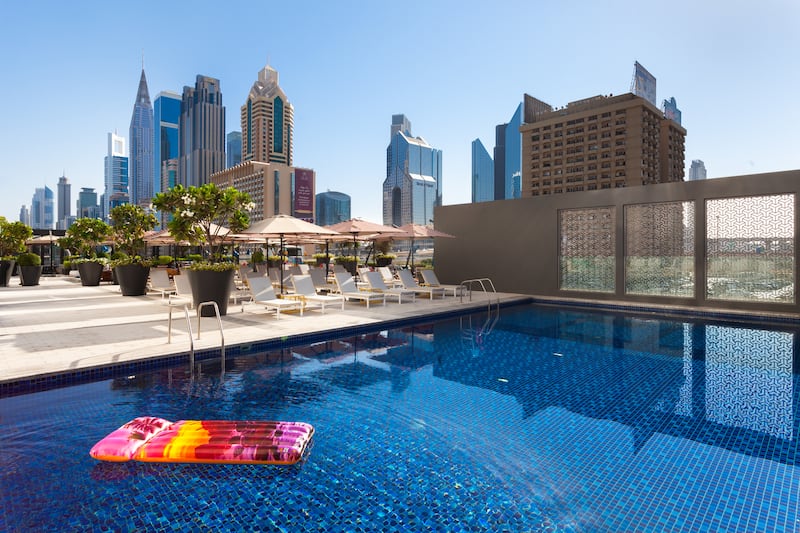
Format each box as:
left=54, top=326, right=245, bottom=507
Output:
left=167, top=301, right=226, bottom=373
left=458, top=278, right=500, bottom=354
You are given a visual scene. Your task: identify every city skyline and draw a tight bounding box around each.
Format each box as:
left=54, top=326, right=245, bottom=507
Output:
left=1, top=0, right=798, bottom=224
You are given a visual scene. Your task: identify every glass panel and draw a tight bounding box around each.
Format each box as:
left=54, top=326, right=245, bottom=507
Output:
left=559, top=207, right=615, bottom=292
left=625, top=201, right=694, bottom=296
left=706, top=194, right=794, bottom=303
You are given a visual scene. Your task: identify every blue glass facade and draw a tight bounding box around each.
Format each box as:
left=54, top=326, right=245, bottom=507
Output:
left=227, top=131, right=242, bottom=168
left=129, top=69, right=154, bottom=206
left=104, top=133, right=129, bottom=219
left=153, top=92, right=181, bottom=195
left=382, top=115, right=442, bottom=226
left=316, top=191, right=351, bottom=226
left=504, top=103, right=522, bottom=200
left=471, top=139, right=494, bottom=203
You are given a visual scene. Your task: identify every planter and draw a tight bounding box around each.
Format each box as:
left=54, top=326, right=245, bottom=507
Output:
left=187, top=269, right=234, bottom=316
left=115, top=264, right=151, bottom=296
left=338, top=260, right=357, bottom=277
left=376, top=257, right=394, bottom=267
left=0, top=260, right=16, bottom=287
left=19, top=265, right=43, bottom=286
left=77, top=262, right=104, bottom=286
left=315, top=257, right=330, bottom=267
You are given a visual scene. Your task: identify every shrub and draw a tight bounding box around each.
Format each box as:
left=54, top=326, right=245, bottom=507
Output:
left=158, top=255, right=173, bottom=266
left=16, top=252, right=41, bottom=267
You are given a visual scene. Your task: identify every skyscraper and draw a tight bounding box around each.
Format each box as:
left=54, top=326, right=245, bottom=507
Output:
left=31, top=186, right=54, bottom=229
left=77, top=188, right=100, bottom=219
left=104, top=132, right=129, bottom=218
left=57, top=175, right=71, bottom=229
left=129, top=68, right=154, bottom=206
left=227, top=131, right=242, bottom=167
left=179, top=75, right=225, bottom=187
left=503, top=104, right=522, bottom=198
left=19, top=205, right=30, bottom=226
left=315, top=191, right=351, bottom=226
left=382, top=115, right=442, bottom=227
left=689, top=160, right=707, bottom=181
left=212, top=64, right=314, bottom=223
left=241, top=64, right=293, bottom=165
left=153, top=91, right=181, bottom=195
left=471, top=139, right=494, bottom=203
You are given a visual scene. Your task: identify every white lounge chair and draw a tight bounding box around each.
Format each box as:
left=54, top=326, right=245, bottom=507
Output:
left=309, top=268, right=336, bottom=293
left=170, top=274, right=194, bottom=308
left=397, top=269, right=445, bottom=299
left=377, top=266, right=401, bottom=287
left=291, top=275, right=345, bottom=314
left=419, top=269, right=464, bottom=297
left=148, top=268, right=176, bottom=299
left=245, top=276, right=303, bottom=319
left=334, top=272, right=386, bottom=308
left=363, top=271, right=415, bottom=304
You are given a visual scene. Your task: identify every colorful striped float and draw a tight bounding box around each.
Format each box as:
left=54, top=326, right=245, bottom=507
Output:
left=90, top=417, right=314, bottom=465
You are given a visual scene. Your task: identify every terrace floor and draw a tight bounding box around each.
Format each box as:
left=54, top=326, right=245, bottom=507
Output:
left=0, top=275, right=529, bottom=384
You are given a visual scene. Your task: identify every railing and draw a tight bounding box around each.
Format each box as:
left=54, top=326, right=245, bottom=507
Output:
left=196, top=301, right=225, bottom=374
left=459, top=278, right=500, bottom=314
left=458, top=278, right=500, bottom=355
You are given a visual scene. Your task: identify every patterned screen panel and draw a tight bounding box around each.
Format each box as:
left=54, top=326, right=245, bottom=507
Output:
left=625, top=201, right=694, bottom=297
left=706, top=194, right=794, bottom=303
left=559, top=207, right=615, bottom=292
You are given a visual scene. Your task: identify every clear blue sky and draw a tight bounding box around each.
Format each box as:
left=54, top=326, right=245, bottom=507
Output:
left=1, top=0, right=798, bottom=225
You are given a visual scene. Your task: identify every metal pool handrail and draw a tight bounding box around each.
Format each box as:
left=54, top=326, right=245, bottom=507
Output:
left=459, top=278, right=500, bottom=314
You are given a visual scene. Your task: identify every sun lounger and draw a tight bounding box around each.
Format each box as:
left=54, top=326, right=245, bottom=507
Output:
left=363, top=271, right=415, bottom=303
left=291, top=275, right=345, bottom=314
left=246, top=276, right=303, bottom=319
left=333, top=272, right=386, bottom=308
left=148, top=268, right=176, bottom=299
left=309, top=268, right=337, bottom=294
left=397, top=269, right=445, bottom=299
left=419, top=269, right=464, bottom=297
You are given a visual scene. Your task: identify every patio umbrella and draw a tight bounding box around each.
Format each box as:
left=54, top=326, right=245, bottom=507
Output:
left=326, top=218, right=405, bottom=270
left=241, top=214, right=340, bottom=294
left=392, top=224, right=456, bottom=271
left=26, top=232, right=61, bottom=273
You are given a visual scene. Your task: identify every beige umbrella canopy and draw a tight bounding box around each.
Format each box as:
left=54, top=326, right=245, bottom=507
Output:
left=389, top=223, right=456, bottom=269
left=25, top=234, right=61, bottom=245
left=241, top=214, right=340, bottom=293
left=326, top=218, right=405, bottom=260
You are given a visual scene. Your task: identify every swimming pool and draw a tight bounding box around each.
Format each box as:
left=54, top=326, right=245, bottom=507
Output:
left=2, top=303, right=799, bottom=532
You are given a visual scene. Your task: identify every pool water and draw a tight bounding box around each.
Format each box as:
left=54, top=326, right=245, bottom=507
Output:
left=2, top=304, right=799, bottom=532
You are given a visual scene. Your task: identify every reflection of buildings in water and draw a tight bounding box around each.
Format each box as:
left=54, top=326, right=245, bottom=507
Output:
left=432, top=310, right=798, bottom=463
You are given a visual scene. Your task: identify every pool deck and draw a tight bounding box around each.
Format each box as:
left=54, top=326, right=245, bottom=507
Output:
left=0, top=275, right=529, bottom=384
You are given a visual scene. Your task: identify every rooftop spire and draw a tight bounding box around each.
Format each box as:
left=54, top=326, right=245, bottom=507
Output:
left=135, top=67, right=151, bottom=106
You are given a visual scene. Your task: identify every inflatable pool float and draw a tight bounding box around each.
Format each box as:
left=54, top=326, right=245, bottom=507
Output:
left=90, top=417, right=314, bottom=465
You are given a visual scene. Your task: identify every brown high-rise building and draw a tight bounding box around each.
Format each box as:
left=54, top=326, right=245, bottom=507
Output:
left=520, top=93, right=686, bottom=196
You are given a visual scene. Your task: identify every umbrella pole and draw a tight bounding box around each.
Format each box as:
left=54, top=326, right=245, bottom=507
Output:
left=280, top=234, right=285, bottom=295
left=325, top=239, right=330, bottom=278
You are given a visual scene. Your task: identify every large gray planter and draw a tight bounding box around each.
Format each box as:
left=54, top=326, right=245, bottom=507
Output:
left=19, top=265, right=43, bottom=286
left=187, top=269, right=234, bottom=316
left=0, top=260, right=15, bottom=287
left=77, top=262, right=103, bottom=286
left=115, top=264, right=151, bottom=296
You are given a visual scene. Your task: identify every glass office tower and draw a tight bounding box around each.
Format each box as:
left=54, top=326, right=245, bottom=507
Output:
left=382, top=115, right=442, bottom=227
left=104, top=132, right=129, bottom=219
left=129, top=69, right=154, bottom=206
left=179, top=75, right=225, bottom=187
left=315, top=191, right=351, bottom=226
left=471, top=139, right=494, bottom=203
left=153, top=91, right=181, bottom=195
left=227, top=131, right=242, bottom=168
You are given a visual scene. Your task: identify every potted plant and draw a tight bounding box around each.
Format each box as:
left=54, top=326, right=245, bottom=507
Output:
left=17, top=252, right=43, bottom=286
left=335, top=255, right=358, bottom=276
left=250, top=248, right=265, bottom=272
left=313, top=252, right=330, bottom=267
left=152, top=183, right=253, bottom=316
left=0, top=217, right=33, bottom=287
left=109, top=204, right=157, bottom=296
left=63, top=218, right=112, bottom=286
